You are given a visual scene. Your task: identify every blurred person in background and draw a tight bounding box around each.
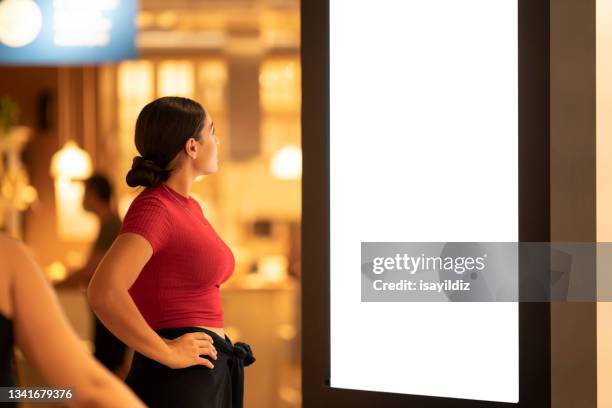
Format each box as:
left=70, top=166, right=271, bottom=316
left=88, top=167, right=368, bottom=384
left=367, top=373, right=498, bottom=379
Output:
left=0, top=233, right=145, bottom=408
left=88, top=96, right=255, bottom=408
left=56, top=174, right=128, bottom=376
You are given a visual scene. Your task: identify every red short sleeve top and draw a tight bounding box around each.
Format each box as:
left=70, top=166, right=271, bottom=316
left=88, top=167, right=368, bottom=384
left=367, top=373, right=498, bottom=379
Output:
left=120, top=184, right=235, bottom=329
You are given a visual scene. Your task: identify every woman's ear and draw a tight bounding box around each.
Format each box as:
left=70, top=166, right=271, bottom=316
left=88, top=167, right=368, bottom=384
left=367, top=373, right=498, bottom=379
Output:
left=185, top=138, right=198, bottom=159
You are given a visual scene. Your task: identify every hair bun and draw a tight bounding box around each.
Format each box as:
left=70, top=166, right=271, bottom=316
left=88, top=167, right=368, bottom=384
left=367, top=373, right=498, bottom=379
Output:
left=133, top=156, right=163, bottom=173
left=126, top=156, right=169, bottom=188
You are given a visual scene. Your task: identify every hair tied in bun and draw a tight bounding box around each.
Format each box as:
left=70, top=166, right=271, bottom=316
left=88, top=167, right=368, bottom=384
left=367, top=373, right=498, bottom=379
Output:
left=126, top=156, right=169, bottom=188
left=132, top=156, right=163, bottom=173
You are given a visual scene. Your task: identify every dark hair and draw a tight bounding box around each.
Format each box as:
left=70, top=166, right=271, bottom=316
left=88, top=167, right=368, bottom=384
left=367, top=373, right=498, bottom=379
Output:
left=85, top=174, right=113, bottom=203
left=126, top=96, right=206, bottom=188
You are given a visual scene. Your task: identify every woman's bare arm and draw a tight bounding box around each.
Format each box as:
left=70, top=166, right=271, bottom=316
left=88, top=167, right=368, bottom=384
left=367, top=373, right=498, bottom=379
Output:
left=87, top=233, right=217, bottom=369
left=5, top=236, right=145, bottom=408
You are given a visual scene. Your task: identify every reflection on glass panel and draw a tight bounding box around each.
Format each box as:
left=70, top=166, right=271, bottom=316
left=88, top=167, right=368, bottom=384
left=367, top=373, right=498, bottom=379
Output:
left=118, top=60, right=154, bottom=100
left=117, top=60, right=154, bottom=171
left=259, top=58, right=300, bottom=113
left=158, top=60, right=195, bottom=97
left=197, top=60, right=228, bottom=112
left=260, top=116, right=300, bottom=156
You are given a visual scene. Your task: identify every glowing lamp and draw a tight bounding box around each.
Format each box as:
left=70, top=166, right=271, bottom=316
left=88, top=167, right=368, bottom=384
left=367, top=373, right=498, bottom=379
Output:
left=270, top=146, right=302, bottom=180
left=49, top=140, right=97, bottom=241
left=46, top=261, right=67, bottom=282
left=50, top=140, right=92, bottom=180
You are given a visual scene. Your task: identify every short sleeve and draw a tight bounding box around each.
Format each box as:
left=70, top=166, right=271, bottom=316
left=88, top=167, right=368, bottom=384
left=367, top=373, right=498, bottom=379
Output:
left=120, top=195, right=171, bottom=253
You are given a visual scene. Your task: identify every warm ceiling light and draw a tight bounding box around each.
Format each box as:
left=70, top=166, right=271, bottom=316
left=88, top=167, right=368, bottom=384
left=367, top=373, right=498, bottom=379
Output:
left=137, top=11, right=155, bottom=29
left=156, top=11, right=178, bottom=30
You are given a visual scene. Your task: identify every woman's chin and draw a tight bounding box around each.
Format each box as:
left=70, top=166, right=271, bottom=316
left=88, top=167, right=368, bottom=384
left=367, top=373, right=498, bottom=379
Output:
left=200, top=166, right=219, bottom=177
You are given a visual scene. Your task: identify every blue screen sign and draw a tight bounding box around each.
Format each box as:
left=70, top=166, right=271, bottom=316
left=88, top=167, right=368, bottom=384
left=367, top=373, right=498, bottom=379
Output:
left=0, top=0, right=138, bottom=64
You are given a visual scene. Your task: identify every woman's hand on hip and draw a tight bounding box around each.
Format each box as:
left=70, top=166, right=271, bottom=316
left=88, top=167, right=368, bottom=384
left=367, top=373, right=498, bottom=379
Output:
left=162, top=332, right=218, bottom=369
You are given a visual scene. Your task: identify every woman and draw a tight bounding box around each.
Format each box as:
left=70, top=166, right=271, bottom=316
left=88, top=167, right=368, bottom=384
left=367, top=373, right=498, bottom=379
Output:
left=0, top=234, right=145, bottom=408
left=88, top=96, right=255, bottom=408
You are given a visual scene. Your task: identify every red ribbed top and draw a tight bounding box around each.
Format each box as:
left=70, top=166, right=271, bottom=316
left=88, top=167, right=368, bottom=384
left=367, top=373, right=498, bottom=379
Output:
left=120, top=184, right=235, bottom=329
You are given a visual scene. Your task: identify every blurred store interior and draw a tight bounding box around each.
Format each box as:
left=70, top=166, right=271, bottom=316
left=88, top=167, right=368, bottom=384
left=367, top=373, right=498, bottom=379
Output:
left=0, top=0, right=302, bottom=406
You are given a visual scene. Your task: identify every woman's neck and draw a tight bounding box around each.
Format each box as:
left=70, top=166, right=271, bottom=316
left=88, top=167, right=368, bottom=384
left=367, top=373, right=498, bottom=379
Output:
left=163, top=167, right=193, bottom=198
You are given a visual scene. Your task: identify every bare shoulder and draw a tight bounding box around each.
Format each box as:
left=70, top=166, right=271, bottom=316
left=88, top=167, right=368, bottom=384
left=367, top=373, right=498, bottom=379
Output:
left=0, top=234, right=20, bottom=281
left=0, top=234, right=27, bottom=318
left=0, top=233, right=18, bottom=256
left=0, top=234, right=36, bottom=270
left=0, top=236, right=11, bottom=317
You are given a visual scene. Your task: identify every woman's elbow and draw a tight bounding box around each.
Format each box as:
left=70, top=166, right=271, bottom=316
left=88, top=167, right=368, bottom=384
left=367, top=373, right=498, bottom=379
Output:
left=87, top=279, right=112, bottom=313
left=72, top=373, right=107, bottom=408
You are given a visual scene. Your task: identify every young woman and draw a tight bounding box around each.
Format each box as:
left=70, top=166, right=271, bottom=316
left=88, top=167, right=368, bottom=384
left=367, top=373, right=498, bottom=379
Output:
left=88, top=96, right=255, bottom=408
left=0, top=234, right=145, bottom=408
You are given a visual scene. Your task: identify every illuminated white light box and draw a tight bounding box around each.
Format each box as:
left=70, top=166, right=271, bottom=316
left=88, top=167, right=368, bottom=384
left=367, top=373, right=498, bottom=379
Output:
left=329, top=0, right=519, bottom=403
left=0, top=0, right=137, bottom=64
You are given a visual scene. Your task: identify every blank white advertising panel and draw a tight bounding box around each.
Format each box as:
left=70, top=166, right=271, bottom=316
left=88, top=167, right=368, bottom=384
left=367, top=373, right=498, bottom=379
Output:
left=329, top=0, right=519, bottom=403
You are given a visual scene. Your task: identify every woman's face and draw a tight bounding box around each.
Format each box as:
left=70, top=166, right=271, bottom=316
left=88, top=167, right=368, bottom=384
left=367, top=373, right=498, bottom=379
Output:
left=191, top=112, right=219, bottom=175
